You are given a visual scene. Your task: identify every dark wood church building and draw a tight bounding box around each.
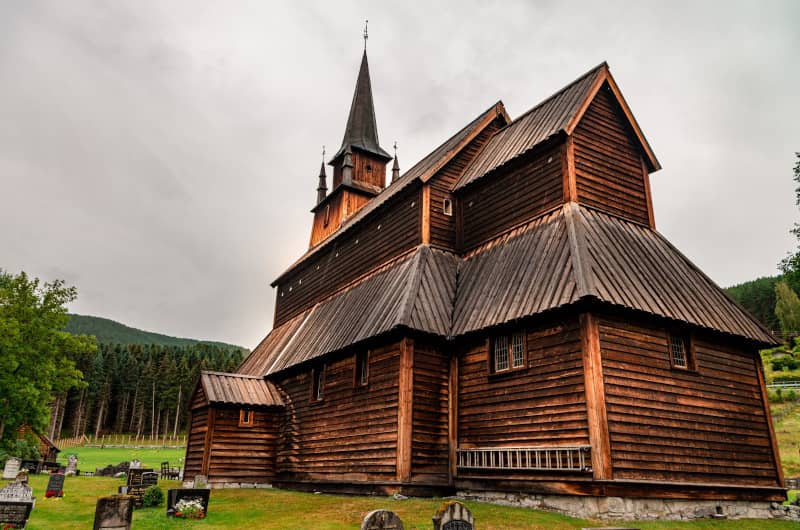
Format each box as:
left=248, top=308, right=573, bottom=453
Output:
left=185, top=48, right=785, bottom=517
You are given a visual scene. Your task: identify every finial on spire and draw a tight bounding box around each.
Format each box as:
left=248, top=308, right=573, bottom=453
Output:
left=363, top=19, right=368, bottom=51
left=322, top=145, right=326, bottom=163
left=391, top=141, right=400, bottom=183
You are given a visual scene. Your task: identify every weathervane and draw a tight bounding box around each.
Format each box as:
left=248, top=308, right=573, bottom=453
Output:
left=393, top=141, right=397, bottom=157
left=322, top=145, right=326, bottom=163
left=363, top=20, right=368, bottom=50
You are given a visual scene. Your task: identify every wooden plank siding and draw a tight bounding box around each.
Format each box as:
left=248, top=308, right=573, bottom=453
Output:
left=275, top=183, right=422, bottom=326
left=274, top=341, right=401, bottom=483
left=457, top=318, right=589, bottom=450
left=573, top=83, right=651, bottom=226
left=411, top=340, right=450, bottom=484
left=428, top=118, right=504, bottom=250
left=207, top=407, right=279, bottom=484
left=458, top=141, right=563, bottom=251
left=183, top=406, right=207, bottom=480
left=599, top=318, right=780, bottom=487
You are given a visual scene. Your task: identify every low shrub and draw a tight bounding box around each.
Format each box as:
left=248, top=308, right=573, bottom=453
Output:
left=142, top=485, right=164, bottom=508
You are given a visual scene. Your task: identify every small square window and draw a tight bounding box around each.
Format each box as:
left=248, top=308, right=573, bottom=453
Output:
left=355, top=351, right=369, bottom=387
left=239, top=409, right=254, bottom=427
left=443, top=198, right=453, bottom=216
left=492, top=331, right=527, bottom=373
left=668, top=332, right=695, bottom=370
left=312, top=365, right=325, bottom=401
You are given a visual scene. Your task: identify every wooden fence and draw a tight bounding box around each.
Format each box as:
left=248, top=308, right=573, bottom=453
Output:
left=55, top=433, right=186, bottom=450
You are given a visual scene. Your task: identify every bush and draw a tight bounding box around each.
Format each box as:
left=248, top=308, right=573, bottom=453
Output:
left=142, top=486, right=164, bottom=508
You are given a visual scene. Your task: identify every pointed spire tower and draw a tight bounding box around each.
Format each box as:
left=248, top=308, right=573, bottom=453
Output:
left=309, top=24, right=392, bottom=247
left=316, top=147, right=328, bottom=205
left=391, top=141, right=400, bottom=183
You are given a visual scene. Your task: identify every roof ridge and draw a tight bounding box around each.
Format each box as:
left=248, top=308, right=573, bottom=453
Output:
left=397, top=246, right=429, bottom=326
left=563, top=203, right=596, bottom=298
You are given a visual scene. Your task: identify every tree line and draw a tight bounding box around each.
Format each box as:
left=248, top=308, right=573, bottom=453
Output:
left=50, top=341, right=243, bottom=441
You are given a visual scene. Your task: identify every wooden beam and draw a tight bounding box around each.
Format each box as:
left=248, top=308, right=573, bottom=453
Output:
left=641, top=156, right=656, bottom=230
left=397, top=337, right=414, bottom=482
left=421, top=185, right=431, bottom=245
left=201, top=407, right=216, bottom=476
left=580, top=313, right=612, bottom=480
left=561, top=137, right=577, bottom=203
left=755, top=355, right=785, bottom=488
left=448, top=353, right=459, bottom=485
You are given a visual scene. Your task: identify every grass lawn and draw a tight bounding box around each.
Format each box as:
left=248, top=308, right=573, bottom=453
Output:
left=55, top=445, right=185, bottom=473
left=772, top=401, right=800, bottom=478
left=2, top=446, right=795, bottom=529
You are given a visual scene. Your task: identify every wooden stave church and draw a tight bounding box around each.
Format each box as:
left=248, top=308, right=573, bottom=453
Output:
left=185, top=50, right=786, bottom=506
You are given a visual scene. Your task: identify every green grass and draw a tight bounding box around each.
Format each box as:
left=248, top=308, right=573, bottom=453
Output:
left=4, top=447, right=796, bottom=529
left=56, top=446, right=186, bottom=473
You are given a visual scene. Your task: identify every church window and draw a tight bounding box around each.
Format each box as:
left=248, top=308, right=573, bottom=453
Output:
left=668, top=332, right=695, bottom=370
left=443, top=198, right=453, bottom=216
left=239, top=409, right=253, bottom=427
left=355, top=351, right=369, bottom=387
left=312, top=365, right=325, bottom=401
left=492, top=331, right=526, bottom=373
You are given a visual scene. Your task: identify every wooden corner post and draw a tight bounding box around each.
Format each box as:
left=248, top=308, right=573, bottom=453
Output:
left=755, top=354, right=785, bottom=487
left=201, top=407, right=216, bottom=475
left=448, top=353, right=459, bottom=485
left=397, top=337, right=414, bottom=482
left=580, top=313, right=612, bottom=480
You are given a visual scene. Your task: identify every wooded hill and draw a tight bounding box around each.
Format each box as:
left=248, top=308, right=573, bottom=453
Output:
left=49, top=316, right=247, bottom=441
left=66, top=314, right=245, bottom=351
left=725, top=276, right=782, bottom=332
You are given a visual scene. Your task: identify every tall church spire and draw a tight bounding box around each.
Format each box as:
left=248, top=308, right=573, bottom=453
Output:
left=392, top=141, right=400, bottom=182
left=331, top=49, right=391, bottom=163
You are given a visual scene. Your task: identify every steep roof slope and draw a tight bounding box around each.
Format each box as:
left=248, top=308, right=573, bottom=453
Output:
left=272, top=102, right=506, bottom=286
left=199, top=371, right=284, bottom=407
left=455, top=62, right=660, bottom=191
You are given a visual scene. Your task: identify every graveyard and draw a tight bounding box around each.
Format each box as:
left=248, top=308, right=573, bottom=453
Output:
left=0, top=446, right=797, bottom=529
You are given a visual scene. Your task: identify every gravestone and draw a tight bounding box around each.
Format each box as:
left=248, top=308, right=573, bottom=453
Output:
left=166, top=489, right=211, bottom=518
left=19, top=461, right=39, bottom=474
left=126, top=468, right=154, bottom=486
left=45, top=473, right=65, bottom=498
left=129, top=459, right=142, bottom=469
left=432, top=501, right=474, bottom=530
left=193, top=475, right=208, bottom=489
left=361, top=509, right=404, bottom=530
left=14, top=472, right=28, bottom=485
left=0, top=479, right=35, bottom=529
left=2, top=458, right=21, bottom=480
left=93, top=495, right=133, bottom=530
left=66, top=455, right=78, bottom=475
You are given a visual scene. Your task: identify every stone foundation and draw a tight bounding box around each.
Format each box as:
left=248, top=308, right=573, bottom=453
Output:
left=207, top=482, right=273, bottom=489
left=456, top=491, right=800, bottom=521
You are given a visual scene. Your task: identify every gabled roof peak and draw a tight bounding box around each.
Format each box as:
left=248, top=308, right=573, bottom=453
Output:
left=331, top=50, right=391, bottom=163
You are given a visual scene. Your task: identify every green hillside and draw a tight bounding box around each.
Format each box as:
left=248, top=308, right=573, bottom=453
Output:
left=66, top=313, right=246, bottom=351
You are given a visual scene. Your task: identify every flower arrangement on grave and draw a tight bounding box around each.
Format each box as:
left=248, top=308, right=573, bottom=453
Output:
left=45, top=489, right=62, bottom=498
left=174, top=497, right=205, bottom=519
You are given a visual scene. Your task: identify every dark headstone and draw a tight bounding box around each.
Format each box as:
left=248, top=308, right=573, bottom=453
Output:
left=361, top=509, right=404, bottom=530
left=433, top=501, right=474, bottom=530
left=0, top=479, right=35, bottom=529
left=2, top=458, right=20, bottom=480
left=93, top=495, right=133, bottom=530
left=166, top=489, right=210, bottom=518
left=46, top=473, right=65, bottom=498
left=141, top=472, right=158, bottom=487
left=126, top=468, right=154, bottom=486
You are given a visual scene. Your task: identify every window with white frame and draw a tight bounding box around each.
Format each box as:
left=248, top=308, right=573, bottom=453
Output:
left=492, top=332, right=526, bottom=373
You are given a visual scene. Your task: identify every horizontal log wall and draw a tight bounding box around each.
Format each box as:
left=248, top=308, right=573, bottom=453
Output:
left=458, top=318, right=589, bottom=450
left=573, top=84, right=650, bottom=226
left=275, top=341, right=401, bottom=483
left=411, top=341, right=450, bottom=484
left=207, top=407, right=279, bottom=484
left=459, top=142, right=563, bottom=251
left=276, top=184, right=422, bottom=326
left=599, top=318, right=780, bottom=486
left=429, top=118, right=504, bottom=250
left=183, top=406, right=208, bottom=480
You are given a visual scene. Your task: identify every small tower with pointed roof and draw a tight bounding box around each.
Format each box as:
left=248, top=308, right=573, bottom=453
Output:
left=309, top=36, right=392, bottom=247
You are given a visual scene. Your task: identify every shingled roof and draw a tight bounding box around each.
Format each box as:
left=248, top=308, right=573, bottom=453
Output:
left=453, top=203, right=775, bottom=344
left=272, top=101, right=507, bottom=286
left=199, top=371, right=284, bottom=407
left=455, top=62, right=660, bottom=191
left=247, top=246, right=458, bottom=375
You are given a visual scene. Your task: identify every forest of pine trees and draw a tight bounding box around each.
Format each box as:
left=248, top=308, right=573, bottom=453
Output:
left=47, top=342, right=243, bottom=441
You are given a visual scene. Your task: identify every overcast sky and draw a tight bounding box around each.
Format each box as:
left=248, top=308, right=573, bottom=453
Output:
left=1, top=1, right=799, bottom=348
